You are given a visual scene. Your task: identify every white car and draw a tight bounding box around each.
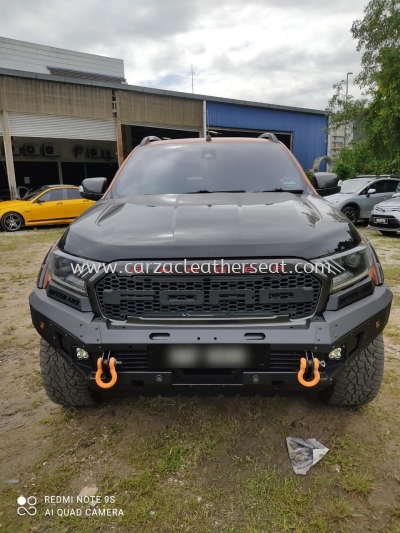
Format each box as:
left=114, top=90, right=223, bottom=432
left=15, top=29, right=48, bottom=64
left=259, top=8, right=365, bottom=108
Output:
left=326, top=175, right=400, bottom=223
left=369, top=191, right=400, bottom=235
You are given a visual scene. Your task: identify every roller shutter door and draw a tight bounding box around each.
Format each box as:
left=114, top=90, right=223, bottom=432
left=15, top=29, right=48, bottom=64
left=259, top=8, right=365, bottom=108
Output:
left=8, top=113, right=116, bottom=141
left=120, top=119, right=200, bottom=132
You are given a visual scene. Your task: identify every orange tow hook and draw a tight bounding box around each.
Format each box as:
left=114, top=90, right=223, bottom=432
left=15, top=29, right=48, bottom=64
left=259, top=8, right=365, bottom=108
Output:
left=297, top=355, right=320, bottom=387
left=95, top=356, right=118, bottom=389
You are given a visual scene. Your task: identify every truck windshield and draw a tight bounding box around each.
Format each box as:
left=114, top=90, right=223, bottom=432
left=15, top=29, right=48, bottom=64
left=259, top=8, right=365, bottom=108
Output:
left=340, top=179, right=372, bottom=194
left=112, top=142, right=307, bottom=197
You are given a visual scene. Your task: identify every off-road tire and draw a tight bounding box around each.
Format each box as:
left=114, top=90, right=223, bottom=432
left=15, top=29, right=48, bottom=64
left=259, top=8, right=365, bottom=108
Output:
left=324, top=334, right=384, bottom=407
left=39, top=339, right=97, bottom=407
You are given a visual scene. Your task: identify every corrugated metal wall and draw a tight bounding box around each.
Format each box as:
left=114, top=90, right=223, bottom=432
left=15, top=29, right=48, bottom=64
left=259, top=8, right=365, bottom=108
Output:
left=117, top=91, right=203, bottom=128
left=0, top=76, right=113, bottom=119
left=207, top=102, right=328, bottom=170
left=0, top=36, right=125, bottom=78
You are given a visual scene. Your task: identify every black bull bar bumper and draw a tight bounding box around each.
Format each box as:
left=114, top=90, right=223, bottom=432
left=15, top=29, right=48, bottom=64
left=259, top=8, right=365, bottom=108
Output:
left=29, top=284, right=392, bottom=395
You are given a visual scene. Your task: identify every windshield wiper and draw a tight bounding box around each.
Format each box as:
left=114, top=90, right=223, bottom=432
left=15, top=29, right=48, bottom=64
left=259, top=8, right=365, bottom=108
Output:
left=185, top=189, right=246, bottom=194
left=254, top=188, right=304, bottom=194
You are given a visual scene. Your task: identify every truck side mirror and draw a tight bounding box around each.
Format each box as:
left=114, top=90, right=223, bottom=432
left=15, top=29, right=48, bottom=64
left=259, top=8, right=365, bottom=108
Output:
left=392, top=192, right=400, bottom=198
left=79, top=177, right=108, bottom=201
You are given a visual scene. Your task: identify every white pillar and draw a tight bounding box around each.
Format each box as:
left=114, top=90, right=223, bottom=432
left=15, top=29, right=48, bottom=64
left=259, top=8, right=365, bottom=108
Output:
left=115, top=117, right=124, bottom=166
left=202, top=100, right=207, bottom=138
left=2, top=111, right=17, bottom=199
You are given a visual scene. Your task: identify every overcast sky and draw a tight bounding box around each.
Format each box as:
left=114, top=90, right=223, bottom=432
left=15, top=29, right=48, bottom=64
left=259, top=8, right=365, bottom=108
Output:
left=0, top=0, right=368, bottom=110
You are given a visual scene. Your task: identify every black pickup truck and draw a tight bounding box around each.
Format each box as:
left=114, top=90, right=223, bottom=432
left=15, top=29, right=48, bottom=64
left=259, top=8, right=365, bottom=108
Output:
left=29, top=134, right=392, bottom=407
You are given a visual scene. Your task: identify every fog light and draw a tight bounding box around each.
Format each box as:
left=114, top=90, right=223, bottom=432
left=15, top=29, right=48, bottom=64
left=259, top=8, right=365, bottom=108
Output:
left=328, top=347, right=342, bottom=360
left=76, top=348, right=89, bottom=360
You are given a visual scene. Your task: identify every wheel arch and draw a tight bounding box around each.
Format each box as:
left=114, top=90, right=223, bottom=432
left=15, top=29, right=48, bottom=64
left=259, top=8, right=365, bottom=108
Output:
left=341, top=203, right=360, bottom=216
left=341, top=202, right=360, bottom=212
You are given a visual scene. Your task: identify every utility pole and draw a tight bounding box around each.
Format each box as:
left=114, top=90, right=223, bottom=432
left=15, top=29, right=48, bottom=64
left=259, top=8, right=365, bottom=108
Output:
left=191, top=64, right=194, bottom=94
left=344, top=72, right=353, bottom=148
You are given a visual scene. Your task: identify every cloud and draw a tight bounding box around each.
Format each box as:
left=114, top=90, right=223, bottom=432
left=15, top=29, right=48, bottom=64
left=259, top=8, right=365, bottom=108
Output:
left=0, top=0, right=367, bottom=109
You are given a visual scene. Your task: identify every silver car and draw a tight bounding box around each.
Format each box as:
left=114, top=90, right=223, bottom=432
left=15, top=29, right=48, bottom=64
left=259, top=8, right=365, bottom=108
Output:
left=369, top=186, right=400, bottom=235
left=326, top=175, right=400, bottom=223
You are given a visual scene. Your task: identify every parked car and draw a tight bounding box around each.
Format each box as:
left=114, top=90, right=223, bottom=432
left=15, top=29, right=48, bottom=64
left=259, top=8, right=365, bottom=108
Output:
left=30, top=134, right=392, bottom=408
left=326, top=175, right=400, bottom=223
left=369, top=186, right=400, bottom=234
left=0, top=185, right=95, bottom=232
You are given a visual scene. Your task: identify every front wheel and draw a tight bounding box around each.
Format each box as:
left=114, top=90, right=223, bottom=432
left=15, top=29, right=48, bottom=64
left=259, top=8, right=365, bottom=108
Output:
left=40, top=339, right=98, bottom=407
left=342, top=206, right=359, bottom=223
left=1, top=212, right=24, bottom=232
left=322, top=335, right=384, bottom=407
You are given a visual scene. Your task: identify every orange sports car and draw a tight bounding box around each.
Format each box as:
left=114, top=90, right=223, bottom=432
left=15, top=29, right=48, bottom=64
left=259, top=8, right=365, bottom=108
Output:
left=0, top=185, right=94, bottom=232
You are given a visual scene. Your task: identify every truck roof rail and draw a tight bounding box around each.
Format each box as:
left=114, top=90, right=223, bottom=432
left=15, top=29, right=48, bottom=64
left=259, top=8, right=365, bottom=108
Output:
left=139, top=136, right=162, bottom=146
left=258, top=132, right=280, bottom=143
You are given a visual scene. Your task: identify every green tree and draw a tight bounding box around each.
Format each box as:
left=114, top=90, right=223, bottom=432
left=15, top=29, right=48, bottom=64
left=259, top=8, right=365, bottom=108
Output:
left=351, top=0, right=400, bottom=90
left=327, top=0, right=400, bottom=179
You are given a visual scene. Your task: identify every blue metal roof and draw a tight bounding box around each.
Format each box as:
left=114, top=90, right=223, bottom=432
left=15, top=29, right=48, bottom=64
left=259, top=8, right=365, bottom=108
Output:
left=207, top=102, right=328, bottom=170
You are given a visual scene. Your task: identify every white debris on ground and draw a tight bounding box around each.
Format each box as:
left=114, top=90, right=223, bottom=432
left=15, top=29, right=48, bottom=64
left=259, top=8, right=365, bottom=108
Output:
left=286, top=437, right=329, bottom=475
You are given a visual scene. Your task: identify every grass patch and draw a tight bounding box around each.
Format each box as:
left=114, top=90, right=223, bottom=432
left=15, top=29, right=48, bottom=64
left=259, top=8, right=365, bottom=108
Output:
left=242, top=469, right=352, bottom=532
left=40, top=416, right=56, bottom=425
left=34, top=463, right=76, bottom=497
left=324, top=436, right=375, bottom=497
left=337, top=471, right=374, bottom=495
left=120, top=471, right=157, bottom=495
left=384, top=323, right=400, bottom=344
left=0, top=334, right=18, bottom=346
left=126, top=428, right=191, bottom=474
left=392, top=294, right=400, bottom=308
left=31, top=396, right=44, bottom=407
left=26, top=368, right=43, bottom=392
left=380, top=265, right=400, bottom=288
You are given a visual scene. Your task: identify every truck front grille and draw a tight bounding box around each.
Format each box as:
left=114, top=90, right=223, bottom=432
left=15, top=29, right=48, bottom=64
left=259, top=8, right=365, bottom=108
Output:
left=95, top=272, right=321, bottom=321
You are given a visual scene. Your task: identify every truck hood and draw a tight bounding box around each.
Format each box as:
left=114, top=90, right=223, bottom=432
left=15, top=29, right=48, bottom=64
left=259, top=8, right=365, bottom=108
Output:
left=59, top=192, right=361, bottom=262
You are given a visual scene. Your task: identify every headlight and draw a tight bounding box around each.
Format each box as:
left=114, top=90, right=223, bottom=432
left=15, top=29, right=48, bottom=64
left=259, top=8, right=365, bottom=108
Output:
left=44, top=248, right=98, bottom=295
left=312, top=245, right=371, bottom=292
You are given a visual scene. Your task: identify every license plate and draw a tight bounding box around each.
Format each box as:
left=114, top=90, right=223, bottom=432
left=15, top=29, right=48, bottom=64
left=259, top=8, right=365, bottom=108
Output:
left=153, top=344, right=266, bottom=369
left=375, top=218, right=388, bottom=224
